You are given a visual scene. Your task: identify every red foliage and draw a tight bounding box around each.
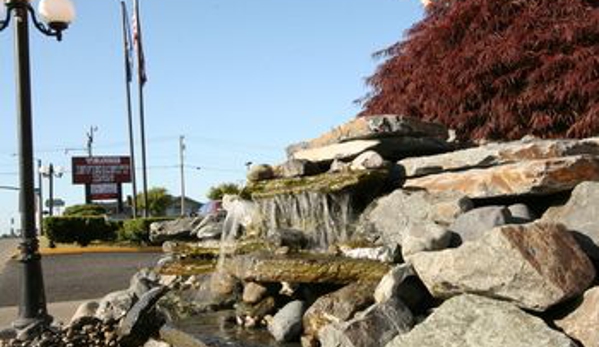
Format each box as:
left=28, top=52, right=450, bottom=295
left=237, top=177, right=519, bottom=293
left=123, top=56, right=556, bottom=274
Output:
left=360, top=0, right=599, bottom=141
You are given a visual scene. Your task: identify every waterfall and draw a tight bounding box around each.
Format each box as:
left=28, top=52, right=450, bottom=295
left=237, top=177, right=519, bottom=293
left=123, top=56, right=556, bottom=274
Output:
left=256, top=191, right=356, bottom=249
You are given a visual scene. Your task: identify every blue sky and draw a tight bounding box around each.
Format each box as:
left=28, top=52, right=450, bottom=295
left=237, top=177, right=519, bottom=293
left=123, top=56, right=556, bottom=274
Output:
left=0, top=0, right=423, bottom=234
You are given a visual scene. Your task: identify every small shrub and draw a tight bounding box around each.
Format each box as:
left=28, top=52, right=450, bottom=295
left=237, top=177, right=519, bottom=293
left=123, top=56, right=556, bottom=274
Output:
left=63, top=204, right=107, bottom=217
left=119, top=217, right=173, bottom=245
left=44, top=216, right=118, bottom=246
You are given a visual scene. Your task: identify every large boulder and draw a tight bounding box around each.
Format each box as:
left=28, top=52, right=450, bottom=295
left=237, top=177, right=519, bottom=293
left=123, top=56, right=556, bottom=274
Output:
left=385, top=294, right=577, bottom=347
left=224, top=254, right=391, bottom=284
left=410, top=223, right=595, bottom=311
left=404, top=155, right=599, bottom=199
left=286, top=115, right=449, bottom=157
left=555, top=286, right=599, bottom=347
left=358, top=189, right=472, bottom=249
left=303, top=282, right=375, bottom=343
left=319, top=298, right=413, bottom=347
left=543, top=181, right=599, bottom=260
left=95, top=289, right=136, bottom=322
left=449, top=206, right=513, bottom=243
left=150, top=218, right=201, bottom=244
left=278, top=159, right=321, bottom=178
left=398, top=137, right=599, bottom=177
left=291, top=138, right=451, bottom=163
left=267, top=300, right=306, bottom=342
left=118, top=286, right=169, bottom=347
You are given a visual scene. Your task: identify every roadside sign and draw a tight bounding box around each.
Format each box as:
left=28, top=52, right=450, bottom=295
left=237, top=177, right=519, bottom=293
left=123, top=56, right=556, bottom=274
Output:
left=72, top=156, right=131, bottom=184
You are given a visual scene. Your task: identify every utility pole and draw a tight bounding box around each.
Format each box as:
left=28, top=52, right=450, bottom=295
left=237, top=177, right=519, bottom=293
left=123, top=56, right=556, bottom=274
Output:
left=179, top=136, right=186, bottom=216
left=86, top=126, right=98, bottom=157
left=37, top=159, right=43, bottom=236
left=85, top=126, right=98, bottom=204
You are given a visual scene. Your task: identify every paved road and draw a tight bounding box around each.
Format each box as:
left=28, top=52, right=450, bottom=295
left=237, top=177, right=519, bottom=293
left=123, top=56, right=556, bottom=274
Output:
left=0, top=239, right=18, bottom=274
left=0, top=252, right=161, bottom=307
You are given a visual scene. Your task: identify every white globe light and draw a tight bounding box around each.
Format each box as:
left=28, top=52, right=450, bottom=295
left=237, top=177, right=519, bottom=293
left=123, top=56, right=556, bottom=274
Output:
left=38, top=0, right=76, bottom=25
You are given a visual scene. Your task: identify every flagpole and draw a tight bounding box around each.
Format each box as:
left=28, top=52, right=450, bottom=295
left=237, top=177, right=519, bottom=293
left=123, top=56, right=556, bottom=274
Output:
left=133, top=0, right=149, bottom=217
left=121, top=1, right=137, bottom=218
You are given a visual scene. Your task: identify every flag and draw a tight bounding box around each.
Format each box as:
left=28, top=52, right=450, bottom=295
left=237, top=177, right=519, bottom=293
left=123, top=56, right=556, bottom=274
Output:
left=121, top=1, right=134, bottom=83
left=132, top=0, right=147, bottom=85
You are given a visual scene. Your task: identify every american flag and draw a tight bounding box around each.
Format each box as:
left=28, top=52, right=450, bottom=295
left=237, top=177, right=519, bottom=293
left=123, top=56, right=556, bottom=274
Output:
left=132, top=0, right=147, bottom=85
left=121, top=1, right=134, bottom=83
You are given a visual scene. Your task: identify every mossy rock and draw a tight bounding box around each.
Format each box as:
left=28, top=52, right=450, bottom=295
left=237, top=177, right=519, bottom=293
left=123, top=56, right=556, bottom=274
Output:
left=245, top=169, right=391, bottom=199
left=223, top=253, right=392, bottom=284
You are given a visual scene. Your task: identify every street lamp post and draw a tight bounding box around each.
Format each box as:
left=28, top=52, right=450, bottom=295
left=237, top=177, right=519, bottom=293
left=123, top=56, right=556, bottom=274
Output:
left=40, top=164, right=63, bottom=216
left=0, top=0, right=75, bottom=331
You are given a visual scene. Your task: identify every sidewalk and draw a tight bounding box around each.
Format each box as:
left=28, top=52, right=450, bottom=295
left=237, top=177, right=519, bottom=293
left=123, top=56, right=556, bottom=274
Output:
left=0, top=300, right=87, bottom=327
left=0, top=239, right=18, bottom=274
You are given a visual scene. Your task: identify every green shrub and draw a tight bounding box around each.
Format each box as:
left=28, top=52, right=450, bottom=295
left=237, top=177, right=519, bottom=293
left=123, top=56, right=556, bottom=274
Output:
left=63, top=204, right=107, bottom=217
left=118, top=217, right=173, bottom=245
left=44, top=216, right=118, bottom=246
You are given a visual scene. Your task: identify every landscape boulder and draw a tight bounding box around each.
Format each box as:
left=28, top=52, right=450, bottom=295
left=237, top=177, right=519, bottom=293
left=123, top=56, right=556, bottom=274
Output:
left=95, top=289, right=136, bottom=322
left=150, top=218, right=200, bottom=244
left=448, top=205, right=513, bottom=243
left=385, top=294, right=577, bottom=347
left=358, top=188, right=472, bottom=248
left=286, top=115, right=449, bottom=157
left=117, top=286, right=169, bottom=347
left=303, top=282, right=375, bottom=343
left=555, top=286, right=599, bottom=347
left=404, top=155, right=599, bottom=199
left=267, top=300, right=306, bottom=342
left=319, top=298, right=413, bottom=347
left=247, top=164, right=275, bottom=182
left=279, top=159, right=321, bottom=178
left=350, top=151, right=387, bottom=171
left=410, top=222, right=595, bottom=311
left=543, top=181, right=599, bottom=260
left=398, top=137, right=599, bottom=177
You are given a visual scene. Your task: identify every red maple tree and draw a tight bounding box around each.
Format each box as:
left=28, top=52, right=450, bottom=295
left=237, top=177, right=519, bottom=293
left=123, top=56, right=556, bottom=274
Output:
left=360, top=0, right=599, bottom=141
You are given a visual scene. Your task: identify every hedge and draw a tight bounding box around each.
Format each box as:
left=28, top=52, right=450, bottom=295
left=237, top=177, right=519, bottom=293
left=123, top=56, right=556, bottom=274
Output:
left=118, top=217, right=174, bottom=245
left=44, top=216, right=119, bottom=246
left=63, top=204, right=107, bottom=217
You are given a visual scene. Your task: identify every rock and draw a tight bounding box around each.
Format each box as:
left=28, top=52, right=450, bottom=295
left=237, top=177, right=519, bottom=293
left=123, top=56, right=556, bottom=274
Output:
left=543, top=181, right=599, bottom=260
left=268, top=301, right=306, bottom=342
left=329, top=159, right=351, bottom=173
left=247, top=164, right=275, bottom=182
left=192, top=213, right=224, bottom=241
left=320, top=298, right=413, bottom=347
left=150, top=218, right=202, bottom=244
left=401, top=226, right=452, bottom=258
left=340, top=246, right=397, bottom=263
left=144, top=338, right=171, bottom=347
left=286, top=115, right=448, bottom=157
left=410, top=222, right=595, bottom=311
left=129, top=268, right=160, bottom=298
left=159, top=325, right=209, bottom=347
left=117, top=286, right=168, bottom=347
left=279, top=159, right=321, bottom=178
left=267, top=229, right=310, bottom=249
left=242, top=282, right=268, bottom=304
left=236, top=297, right=277, bottom=328
left=398, top=137, right=599, bottom=177
left=374, top=264, right=415, bottom=304
left=0, top=328, right=16, bottom=341
left=70, top=300, right=99, bottom=324
left=386, top=294, right=576, bottom=347
left=224, top=253, right=391, bottom=284
left=449, top=206, right=512, bottom=243
left=95, top=290, right=135, bottom=322
left=404, top=155, right=599, bottom=199
left=303, top=282, right=375, bottom=341
left=350, top=151, right=387, bottom=171
left=358, top=189, right=472, bottom=247
left=508, top=203, right=536, bottom=223
left=555, top=286, right=599, bottom=347
left=209, top=272, right=241, bottom=298
left=292, top=138, right=451, bottom=163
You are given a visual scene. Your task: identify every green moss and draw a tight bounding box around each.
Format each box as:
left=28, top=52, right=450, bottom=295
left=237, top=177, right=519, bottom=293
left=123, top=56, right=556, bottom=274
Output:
left=158, top=259, right=217, bottom=276
left=245, top=169, right=389, bottom=199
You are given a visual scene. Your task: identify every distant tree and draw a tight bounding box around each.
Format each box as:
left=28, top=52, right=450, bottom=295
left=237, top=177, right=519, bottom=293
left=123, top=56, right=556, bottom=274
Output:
left=207, top=182, right=241, bottom=201
left=360, top=0, right=599, bottom=141
left=63, top=204, right=106, bottom=217
left=136, top=187, right=172, bottom=217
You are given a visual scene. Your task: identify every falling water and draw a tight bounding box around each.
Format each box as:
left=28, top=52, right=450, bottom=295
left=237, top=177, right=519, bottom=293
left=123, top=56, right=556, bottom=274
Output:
left=256, top=191, right=356, bottom=249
